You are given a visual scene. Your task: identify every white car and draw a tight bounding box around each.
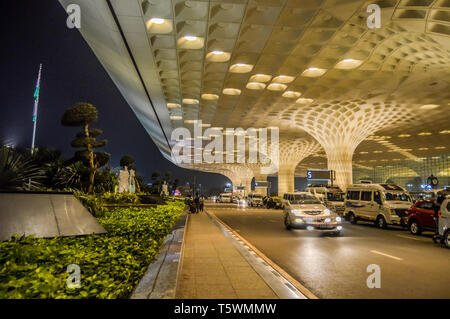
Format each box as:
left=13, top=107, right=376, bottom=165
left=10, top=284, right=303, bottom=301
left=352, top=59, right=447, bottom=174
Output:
left=438, top=196, right=450, bottom=248
left=282, top=192, right=342, bottom=235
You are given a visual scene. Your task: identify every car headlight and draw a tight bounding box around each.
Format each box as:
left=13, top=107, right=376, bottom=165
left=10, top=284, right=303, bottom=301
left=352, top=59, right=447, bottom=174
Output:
left=292, top=209, right=302, bottom=216
left=336, top=217, right=342, bottom=222
left=325, top=218, right=331, bottom=223
left=324, top=209, right=331, bottom=215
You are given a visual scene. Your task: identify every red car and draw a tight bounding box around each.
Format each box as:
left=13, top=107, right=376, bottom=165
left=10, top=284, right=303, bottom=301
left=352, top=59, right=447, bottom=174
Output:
left=407, top=200, right=440, bottom=235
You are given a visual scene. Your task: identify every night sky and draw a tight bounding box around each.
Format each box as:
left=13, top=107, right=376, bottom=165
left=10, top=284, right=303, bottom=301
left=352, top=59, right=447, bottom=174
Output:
left=0, top=1, right=228, bottom=192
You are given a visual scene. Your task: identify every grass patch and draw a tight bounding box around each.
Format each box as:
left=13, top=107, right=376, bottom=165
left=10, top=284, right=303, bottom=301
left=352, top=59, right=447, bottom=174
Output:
left=0, top=201, right=185, bottom=299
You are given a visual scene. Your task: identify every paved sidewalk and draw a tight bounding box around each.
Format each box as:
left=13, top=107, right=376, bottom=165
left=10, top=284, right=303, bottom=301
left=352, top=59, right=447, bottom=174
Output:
left=175, top=211, right=278, bottom=299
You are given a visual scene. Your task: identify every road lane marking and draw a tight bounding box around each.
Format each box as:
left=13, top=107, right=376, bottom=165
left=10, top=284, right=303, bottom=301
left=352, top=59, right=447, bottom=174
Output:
left=370, top=250, right=403, bottom=261
left=396, top=234, right=429, bottom=242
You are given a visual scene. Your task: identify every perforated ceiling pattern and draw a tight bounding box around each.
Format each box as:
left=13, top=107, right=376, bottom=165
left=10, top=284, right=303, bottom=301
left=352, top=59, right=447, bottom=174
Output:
left=107, top=0, right=449, bottom=188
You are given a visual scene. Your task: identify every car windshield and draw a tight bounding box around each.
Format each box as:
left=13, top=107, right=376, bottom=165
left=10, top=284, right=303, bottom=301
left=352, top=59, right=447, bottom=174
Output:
left=327, top=192, right=344, bottom=201
left=289, top=194, right=321, bottom=205
left=384, top=192, right=412, bottom=202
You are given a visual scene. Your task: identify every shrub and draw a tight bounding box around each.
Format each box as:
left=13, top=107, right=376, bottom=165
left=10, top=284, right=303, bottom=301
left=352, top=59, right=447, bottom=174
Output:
left=101, top=192, right=139, bottom=205
left=0, top=201, right=185, bottom=299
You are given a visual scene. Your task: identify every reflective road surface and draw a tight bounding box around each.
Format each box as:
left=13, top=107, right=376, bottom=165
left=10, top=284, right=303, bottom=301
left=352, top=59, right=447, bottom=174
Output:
left=206, top=202, right=450, bottom=299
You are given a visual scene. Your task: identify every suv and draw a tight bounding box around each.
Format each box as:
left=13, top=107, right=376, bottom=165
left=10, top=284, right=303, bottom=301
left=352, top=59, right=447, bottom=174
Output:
left=282, top=192, right=342, bottom=235
left=248, top=193, right=264, bottom=207
left=407, top=200, right=439, bottom=235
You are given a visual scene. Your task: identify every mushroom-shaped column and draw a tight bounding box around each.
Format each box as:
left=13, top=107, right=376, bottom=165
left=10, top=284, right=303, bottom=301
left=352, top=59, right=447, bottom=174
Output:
left=290, top=100, right=413, bottom=190
left=277, top=138, right=322, bottom=196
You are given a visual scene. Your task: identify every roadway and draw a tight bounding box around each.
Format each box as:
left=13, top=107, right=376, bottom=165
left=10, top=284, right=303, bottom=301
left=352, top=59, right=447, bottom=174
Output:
left=206, top=202, right=450, bottom=299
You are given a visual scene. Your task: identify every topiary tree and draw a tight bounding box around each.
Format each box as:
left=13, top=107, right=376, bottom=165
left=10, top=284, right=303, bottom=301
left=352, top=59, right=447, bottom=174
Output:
left=120, top=155, right=135, bottom=170
left=61, top=102, right=109, bottom=193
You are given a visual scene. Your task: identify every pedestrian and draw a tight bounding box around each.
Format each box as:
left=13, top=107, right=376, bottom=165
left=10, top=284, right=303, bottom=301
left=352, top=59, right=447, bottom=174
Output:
left=199, top=196, right=204, bottom=212
left=194, top=193, right=200, bottom=213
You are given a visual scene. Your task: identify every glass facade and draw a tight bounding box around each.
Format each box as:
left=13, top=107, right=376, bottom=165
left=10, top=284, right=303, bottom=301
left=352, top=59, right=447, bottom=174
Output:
left=353, top=154, right=450, bottom=192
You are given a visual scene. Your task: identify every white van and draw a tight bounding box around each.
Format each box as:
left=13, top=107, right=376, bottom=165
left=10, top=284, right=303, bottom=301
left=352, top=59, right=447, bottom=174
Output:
left=306, top=186, right=345, bottom=215
left=248, top=193, right=264, bottom=207
left=219, top=193, right=232, bottom=203
left=344, top=183, right=413, bottom=229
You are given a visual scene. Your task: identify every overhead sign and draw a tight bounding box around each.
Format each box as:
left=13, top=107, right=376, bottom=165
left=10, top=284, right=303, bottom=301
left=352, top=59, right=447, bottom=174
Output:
left=235, top=186, right=246, bottom=190
left=255, top=181, right=269, bottom=188
left=224, top=187, right=233, bottom=193
left=307, top=169, right=334, bottom=181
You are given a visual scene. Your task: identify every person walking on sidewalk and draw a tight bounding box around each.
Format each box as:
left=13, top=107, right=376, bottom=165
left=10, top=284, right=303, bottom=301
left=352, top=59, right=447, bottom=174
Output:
left=199, top=196, right=204, bottom=212
left=194, top=193, right=200, bottom=213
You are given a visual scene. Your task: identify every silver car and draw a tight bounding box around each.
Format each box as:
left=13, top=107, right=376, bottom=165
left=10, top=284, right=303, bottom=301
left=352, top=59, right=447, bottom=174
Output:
left=282, top=192, right=343, bottom=235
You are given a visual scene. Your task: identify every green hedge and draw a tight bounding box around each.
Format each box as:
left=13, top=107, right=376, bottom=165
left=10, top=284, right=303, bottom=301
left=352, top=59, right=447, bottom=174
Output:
left=0, top=201, right=185, bottom=299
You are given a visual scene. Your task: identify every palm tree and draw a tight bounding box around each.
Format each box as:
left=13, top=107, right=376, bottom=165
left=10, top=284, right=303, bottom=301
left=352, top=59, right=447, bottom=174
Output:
left=0, top=146, right=44, bottom=190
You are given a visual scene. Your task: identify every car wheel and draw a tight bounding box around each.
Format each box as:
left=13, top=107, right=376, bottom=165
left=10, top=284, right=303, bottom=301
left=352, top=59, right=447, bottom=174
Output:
left=376, top=215, right=387, bottom=229
left=409, top=220, right=422, bottom=235
left=348, top=212, right=357, bottom=224
left=445, top=231, right=450, bottom=249
left=284, top=215, right=292, bottom=230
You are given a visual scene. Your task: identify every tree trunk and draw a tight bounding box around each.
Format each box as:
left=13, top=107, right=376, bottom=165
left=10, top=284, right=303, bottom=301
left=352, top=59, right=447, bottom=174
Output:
left=85, top=124, right=95, bottom=193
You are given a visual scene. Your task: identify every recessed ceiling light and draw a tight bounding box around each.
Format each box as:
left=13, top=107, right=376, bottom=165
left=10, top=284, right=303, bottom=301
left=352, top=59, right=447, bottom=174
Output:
left=272, top=75, right=295, bottom=84
left=360, top=151, right=369, bottom=154
left=177, top=36, right=204, bottom=49
left=418, top=147, right=429, bottom=150
left=246, top=82, right=266, bottom=90
left=184, top=120, right=197, bottom=124
left=282, top=91, right=301, bottom=98
left=296, top=98, right=314, bottom=104
left=373, top=151, right=383, bottom=153
left=167, top=103, right=181, bottom=108
left=182, top=98, right=199, bottom=105
left=223, top=88, right=241, bottom=96
left=150, top=18, right=164, bottom=24
left=146, top=18, right=173, bottom=34
left=301, top=67, right=327, bottom=77
left=206, top=51, right=230, bottom=62
left=418, top=132, right=432, bottom=136
left=435, top=146, right=446, bottom=150
left=201, top=123, right=211, bottom=128
left=398, top=134, right=411, bottom=138
left=201, top=94, right=219, bottom=101
left=170, top=115, right=182, bottom=120
left=267, top=83, right=287, bottom=91
left=420, top=104, right=439, bottom=110
left=335, top=58, right=363, bottom=70
left=229, top=63, right=253, bottom=73
left=249, top=74, right=272, bottom=82
left=440, top=130, right=450, bottom=134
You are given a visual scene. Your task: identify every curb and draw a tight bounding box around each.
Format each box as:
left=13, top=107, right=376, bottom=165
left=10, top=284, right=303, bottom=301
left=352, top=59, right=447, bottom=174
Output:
left=206, top=209, right=318, bottom=299
left=130, top=209, right=188, bottom=299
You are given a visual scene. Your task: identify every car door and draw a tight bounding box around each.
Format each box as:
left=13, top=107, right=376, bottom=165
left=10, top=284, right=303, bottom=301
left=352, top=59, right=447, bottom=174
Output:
left=417, top=201, right=436, bottom=229
left=360, top=191, right=375, bottom=220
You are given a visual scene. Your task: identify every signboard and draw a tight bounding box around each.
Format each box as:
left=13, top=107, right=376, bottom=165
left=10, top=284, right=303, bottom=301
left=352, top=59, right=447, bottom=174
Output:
left=307, top=169, right=334, bottom=181
left=235, top=186, right=246, bottom=190
left=224, top=187, right=233, bottom=193
left=255, top=181, right=269, bottom=188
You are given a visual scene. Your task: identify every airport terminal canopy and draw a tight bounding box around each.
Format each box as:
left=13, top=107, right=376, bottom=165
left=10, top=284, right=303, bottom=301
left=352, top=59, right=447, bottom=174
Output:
left=59, top=0, right=450, bottom=191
